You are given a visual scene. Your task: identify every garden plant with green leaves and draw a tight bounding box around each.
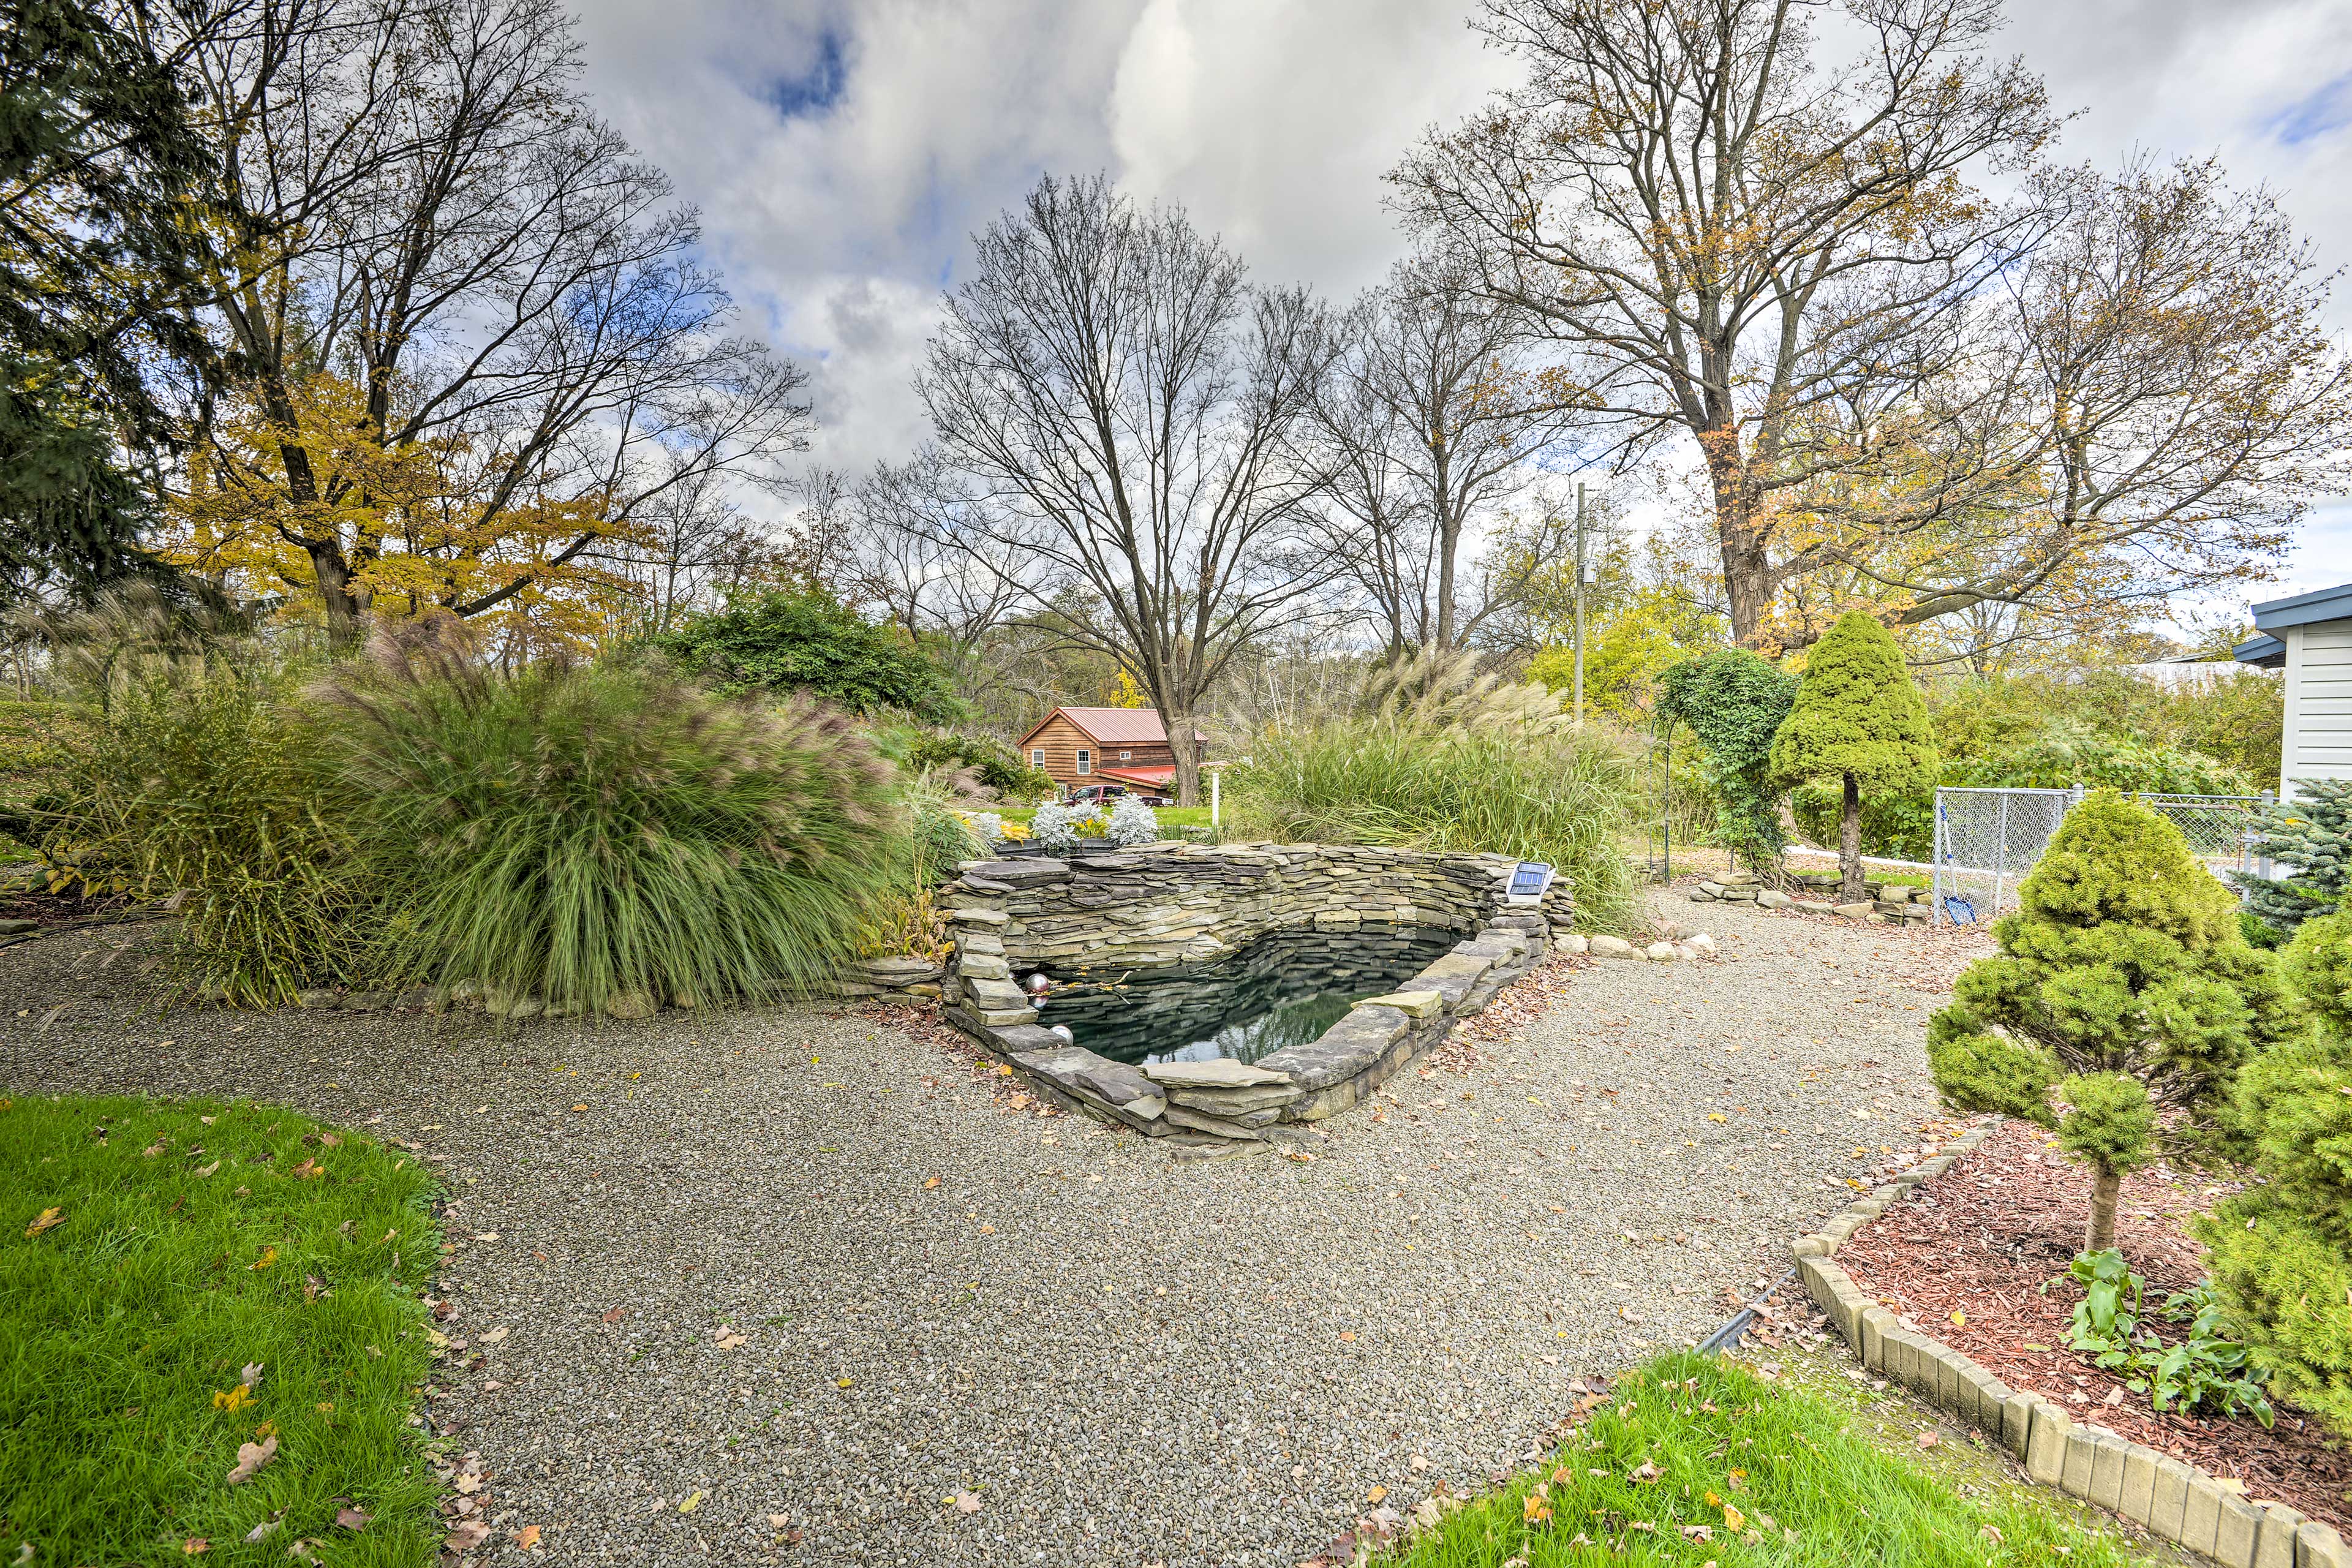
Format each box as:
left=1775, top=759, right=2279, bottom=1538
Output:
left=2197, top=908, right=2352, bottom=1438
left=1927, top=791, right=2296, bottom=1253
left=1769, top=611, right=1937, bottom=901
left=1654, top=648, right=1796, bottom=870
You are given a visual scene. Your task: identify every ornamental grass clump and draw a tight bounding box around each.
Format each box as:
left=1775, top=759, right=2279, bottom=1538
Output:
left=1927, top=791, right=2296, bottom=1254
left=1226, top=654, right=1638, bottom=932
left=1768, top=611, right=1936, bottom=901
left=31, top=589, right=366, bottom=1005
left=2196, top=910, right=2352, bottom=1437
left=315, top=626, right=900, bottom=1014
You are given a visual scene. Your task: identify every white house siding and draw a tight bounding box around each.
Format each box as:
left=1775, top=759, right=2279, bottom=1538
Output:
left=2283, top=619, right=2352, bottom=797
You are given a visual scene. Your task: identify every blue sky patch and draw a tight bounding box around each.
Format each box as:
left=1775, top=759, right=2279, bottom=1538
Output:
left=765, top=28, right=847, bottom=120
left=2267, top=72, right=2351, bottom=148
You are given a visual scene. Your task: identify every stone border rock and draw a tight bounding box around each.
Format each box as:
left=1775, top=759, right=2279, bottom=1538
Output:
left=923, top=843, right=1567, bottom=1156
left=1791, top=1120, right=2347, bottom=1568
left=1690, top=869, right=1932, bottom=925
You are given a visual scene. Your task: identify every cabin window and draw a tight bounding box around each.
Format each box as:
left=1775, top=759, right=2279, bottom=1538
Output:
left=1075, top=748, right=1091, bottom=775
left=1120, top=750, right=1131, bottom=761
left=1031, top=748, right=1046, bottom=768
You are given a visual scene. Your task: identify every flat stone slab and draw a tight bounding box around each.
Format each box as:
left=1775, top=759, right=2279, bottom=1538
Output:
left=1140, top=1058, right=1294, bottom=1089
left=1259, top=1005, right=1408, bottom=1091
left=947, top=907, right=1009, bottom=925
left=1352, top=989, right=1442, bottom=1019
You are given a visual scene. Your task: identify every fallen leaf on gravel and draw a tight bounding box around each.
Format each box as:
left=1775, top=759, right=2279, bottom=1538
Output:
left=715, top=1332, right=747, bottom=1350
left=601, top=1306, right=625, bottom=1323
left=1916, top=1430, right=1940, bottom=1449
left=677, top=1491, right=703, bottom=1513
left=1339, top=1330, right=1357, bottom=1342
left=952, top=1493, right=982, bottom=1514
left=1409, top=1455, right=1428, bottom=1472
left=977, top=1223, right=995, bottom=1234
left=923, top=1177, right=940, bottom=1189
left=24, top=1207, right=62, bottom=1237
left=444, top=1521, right=490, bottom=1550
left=453, top=1473, right=483, bottom=1495
left=766, top=1515, right=791, bottom=1529
left=835, top=1378, right=853, bottom=1388
left=571, top=1104, right=588, bottom=1112
left=333, top=1507, right=371, bottom=1530
left=1366, top=1486, right=1387, bottom=1504
left=226, top=1434, right=277, bottom=1484
left=514, top=1525, right=541, bottom=1548
left=478, top=1326, right=509, bottom=1344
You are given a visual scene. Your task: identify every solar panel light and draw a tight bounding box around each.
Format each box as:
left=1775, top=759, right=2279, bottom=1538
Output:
left=1501, top=861, right=1555, bottom=907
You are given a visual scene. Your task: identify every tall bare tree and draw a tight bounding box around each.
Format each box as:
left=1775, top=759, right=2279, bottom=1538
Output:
left=171, top=0, right=811, bottom=644
left=1309, top=254, right=1582, bottom=653
left=848, top=451, right=1026, bottom=685
left=1392, top=0, right=2053, bottom=647
left=916, top=173, right=1339, bottom=806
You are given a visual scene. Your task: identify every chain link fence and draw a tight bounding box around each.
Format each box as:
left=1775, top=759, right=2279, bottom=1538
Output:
left=1930, top=786, right=2272, bottom=925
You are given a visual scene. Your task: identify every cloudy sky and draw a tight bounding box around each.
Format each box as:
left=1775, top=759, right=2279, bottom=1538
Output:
left=568, top=0, right=2352, bottom=618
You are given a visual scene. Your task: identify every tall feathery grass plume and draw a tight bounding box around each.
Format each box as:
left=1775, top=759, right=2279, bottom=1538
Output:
left=1226, top=649, right=1640, bottom=932
left=313, top=620, right=904, bottom=1014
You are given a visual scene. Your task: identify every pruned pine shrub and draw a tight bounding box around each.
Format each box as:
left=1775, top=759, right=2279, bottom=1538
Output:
left=1928, top=791, right=2296, bottom=1254
left=36, top=594, right=363, bottom=1004
left=2199, top=910, right=2352, bottom=1438
left=315, top=628, right=900, bottom=1014
left=1768, top=611, right=1936, bottom=900
left=1225, top=655, right=1638, bottom=932
left=2235, top=778, right=2352, bottom=935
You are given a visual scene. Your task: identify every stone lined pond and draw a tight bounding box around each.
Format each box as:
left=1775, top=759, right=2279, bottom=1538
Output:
left=1035, top=925, right=1457, bottom=1066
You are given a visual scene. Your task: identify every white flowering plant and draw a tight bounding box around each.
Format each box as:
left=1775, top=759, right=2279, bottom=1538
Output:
left=1029, top=802, right=1078, bottom=853
left=1105, top=794, right=1159, bottom=847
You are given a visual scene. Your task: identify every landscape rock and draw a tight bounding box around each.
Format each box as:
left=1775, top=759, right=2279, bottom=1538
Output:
left=1587, top=935, right=1639, bottom=958
left=1140, top=1058, right=1294, bottom=1089
left=1352, top=988, right=1442, bottom=1020
left=1645, top=941, right=1679, bottom=962
left=605, top=990, right=657, bottom=1020
left=1754, top=891, right=1792, bottom=910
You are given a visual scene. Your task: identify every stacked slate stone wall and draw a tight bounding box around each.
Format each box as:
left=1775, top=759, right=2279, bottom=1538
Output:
left=930, top=842, right=1573, bottom=1156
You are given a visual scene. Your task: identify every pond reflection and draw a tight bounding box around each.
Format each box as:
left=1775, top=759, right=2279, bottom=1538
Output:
left=1035, top=925, right=1457, bottom=1066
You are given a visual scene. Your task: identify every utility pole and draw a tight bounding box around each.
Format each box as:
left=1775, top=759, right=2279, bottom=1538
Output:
left=1572, top=483, right=1587, bottom=726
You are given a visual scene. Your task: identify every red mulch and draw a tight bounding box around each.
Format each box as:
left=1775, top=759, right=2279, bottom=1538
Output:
left=1837, top=1119, right=2350, bottom=1529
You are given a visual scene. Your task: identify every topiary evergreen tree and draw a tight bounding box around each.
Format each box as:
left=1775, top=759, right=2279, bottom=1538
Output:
left=2233, top=777, right=2352, bottom=937
left=2197, top=911, right=2352, bottom=1438
left=1768, top=612, right=1936, bottom=900
left=1928, top=791, right=2297, bottom=1254
left=1656, top=650, right=1798, bottom=870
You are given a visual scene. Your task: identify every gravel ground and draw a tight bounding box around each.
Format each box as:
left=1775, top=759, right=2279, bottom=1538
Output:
left=0, top=890, right=1988, bottom=1567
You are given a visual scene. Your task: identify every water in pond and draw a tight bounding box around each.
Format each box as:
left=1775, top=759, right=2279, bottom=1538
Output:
left=1033, top=925, right=1459, bottom=1067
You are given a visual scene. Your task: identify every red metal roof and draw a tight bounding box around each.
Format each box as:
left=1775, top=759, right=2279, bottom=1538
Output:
left=1095, top=764, right=1176, bottom=786
left=1017, top=706, right=1208, bottom=748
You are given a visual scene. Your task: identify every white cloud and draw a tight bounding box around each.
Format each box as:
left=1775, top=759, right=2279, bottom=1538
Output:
left=561, top=0, right=2352, bottom=612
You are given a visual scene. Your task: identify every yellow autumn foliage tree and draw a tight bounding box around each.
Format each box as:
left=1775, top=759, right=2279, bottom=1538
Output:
left=164, top=374, right=650, bottom=653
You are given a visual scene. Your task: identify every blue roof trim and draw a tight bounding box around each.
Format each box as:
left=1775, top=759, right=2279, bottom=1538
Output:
left=2235, top=633, right=2286, bottom=667
left=2251, top=581, right=2352, bottom=631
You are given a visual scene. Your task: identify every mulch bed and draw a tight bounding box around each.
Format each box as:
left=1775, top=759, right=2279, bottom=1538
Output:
left=1836, top=1118, right=2350, bottom=1531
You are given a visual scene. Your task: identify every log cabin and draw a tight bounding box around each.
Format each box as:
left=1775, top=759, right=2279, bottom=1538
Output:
left=1016, top=706, right=1209, bottom=796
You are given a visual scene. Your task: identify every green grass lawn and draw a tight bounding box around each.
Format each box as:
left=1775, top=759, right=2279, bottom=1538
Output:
left=1, top=1093, right=443, bottom=1565
left=1378, top=1352, right=2149, bottom=1567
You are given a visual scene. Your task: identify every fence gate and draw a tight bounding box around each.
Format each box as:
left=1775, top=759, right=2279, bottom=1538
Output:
left=1930, top=787, right=2270, bottom=926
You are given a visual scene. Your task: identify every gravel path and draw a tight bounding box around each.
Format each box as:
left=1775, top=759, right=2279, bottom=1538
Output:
left=0, top=891, right=1988, bottom=1567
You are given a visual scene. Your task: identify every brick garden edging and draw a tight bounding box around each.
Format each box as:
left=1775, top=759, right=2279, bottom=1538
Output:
left=1792, top=1121, right=2347, bottom=1568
